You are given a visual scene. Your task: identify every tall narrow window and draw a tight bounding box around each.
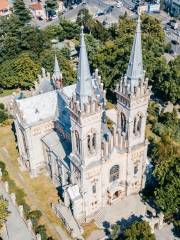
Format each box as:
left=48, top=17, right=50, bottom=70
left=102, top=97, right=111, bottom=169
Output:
left=121, top=113, right=126, bottom=133
left=92, top=184, right=96, bottom=194
left=110, top=165, right=119, bottom=182
left=134, top=165, right=138, bottom=175
left=133, top=118, right=137, bottom=135
left=87, top=135, right=91, bottom=152
left=75, top=131, right=80, bottom=154
left=137, top=116, right=142, bottom=133
left=92, top=133, right=96, bottom=150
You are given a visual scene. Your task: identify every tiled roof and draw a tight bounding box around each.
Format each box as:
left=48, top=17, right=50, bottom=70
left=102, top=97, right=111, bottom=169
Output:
left=0, top=0, right=9, bottom=10
left=30, top=2, right=42, bottom=11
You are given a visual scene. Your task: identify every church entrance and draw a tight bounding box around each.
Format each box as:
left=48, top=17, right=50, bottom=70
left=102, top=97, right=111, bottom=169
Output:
left=113, top=190, right=121, bottom=199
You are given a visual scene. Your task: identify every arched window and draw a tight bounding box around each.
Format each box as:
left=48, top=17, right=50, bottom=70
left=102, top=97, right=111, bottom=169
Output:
left=75, top=131, right=80, bottom=154
left=134, top=165, right=138, bottom=175
left=133, top=118, right=137, bottom=135
left=92, top=184, right=96, bottom=194
left=121, top=113, right=126, bottom=133
left=87, top=135, right=91, bottom=152
left=92, top=133, right=96, bottom=150
left=110, top=165, right=119, bottom=182
left=137, top=115, right=142, bottom=133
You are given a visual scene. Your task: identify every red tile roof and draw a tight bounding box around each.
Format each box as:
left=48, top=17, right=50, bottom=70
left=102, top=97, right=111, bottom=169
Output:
left=0, top=0, right=9, bottom=11
left=30, top=2, right=42, bottom=11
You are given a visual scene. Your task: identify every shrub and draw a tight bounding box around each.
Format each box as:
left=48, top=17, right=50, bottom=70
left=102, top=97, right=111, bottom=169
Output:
left=0, top=110, right=8, bottom=123
left=36, top=225, right=48, bottom=240
left=0, top=161, right=6, bottom=173
left=0, top=103, right=5, bottom=110
left=28, top=210, right=42, bottom=229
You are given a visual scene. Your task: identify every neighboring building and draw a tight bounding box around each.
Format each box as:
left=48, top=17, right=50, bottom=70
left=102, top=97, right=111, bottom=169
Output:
left=12, top=16, right=151, bottom=235
left=165, top=0, right=180, bottom=16
left=0, top=0, right=11, bottom=16
left=30, top=2, right=46, bottom=20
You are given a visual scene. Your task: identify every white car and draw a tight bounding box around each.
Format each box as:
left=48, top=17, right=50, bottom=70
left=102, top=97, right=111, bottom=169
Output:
left=117, top=1, right=123, bottom=8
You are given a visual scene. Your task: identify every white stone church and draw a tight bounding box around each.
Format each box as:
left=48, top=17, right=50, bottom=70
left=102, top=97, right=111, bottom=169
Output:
left=12, top=16, right=151, bottom=232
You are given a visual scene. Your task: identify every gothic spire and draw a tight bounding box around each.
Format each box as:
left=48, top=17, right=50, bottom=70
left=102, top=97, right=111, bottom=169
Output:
left=76, top=25, right=94, bottom=107
left=54, top=54, right=62, bottom=81
left=126, top=14, right=144, bottom=91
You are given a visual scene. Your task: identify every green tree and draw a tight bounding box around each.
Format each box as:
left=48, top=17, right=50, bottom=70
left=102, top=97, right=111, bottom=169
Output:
left=151, top=133, right=180, bottom=219
left=0, top=53, right=40, bottom=89
left=28, top=210, right=42, bottom=229
left=124, top=220, right=156, bottom=240
left=0, top=15, right=48, bottom=63
left=0, top=196, right=9, bottom=229
left=0, top=110, right=8, bottom=124
left=45, top=0, right=57, bottom=17
left=36, top=225, right=48, bottom=240
left=13, top=0, right=31, bottom=24
left=13, top=53, right=40, bottom=89
left=110, top=224, right=121, bottom=240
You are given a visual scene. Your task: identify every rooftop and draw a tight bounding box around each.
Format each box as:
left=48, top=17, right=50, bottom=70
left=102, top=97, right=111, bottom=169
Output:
left=30, top=2, right=43, bottom=11
left=0, top=0, right=9, bottom=11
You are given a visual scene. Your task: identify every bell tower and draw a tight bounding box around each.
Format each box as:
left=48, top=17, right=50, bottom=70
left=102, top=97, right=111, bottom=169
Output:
left=68, top=26, right=104, bottom=220
left=116, top=15, right=151, bottom=195
left=69, top=26, right=103, bottom=167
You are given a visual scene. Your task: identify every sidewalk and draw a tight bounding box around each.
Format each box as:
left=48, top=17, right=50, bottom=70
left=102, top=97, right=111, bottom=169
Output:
left=0, top=183, right=35, bottom=240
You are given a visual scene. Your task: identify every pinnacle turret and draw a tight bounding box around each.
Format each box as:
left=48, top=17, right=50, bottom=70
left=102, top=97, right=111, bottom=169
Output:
left=76, top=25, right=94, bottom=108
left=54, top=54, right=62, bottom=80
left=126, top=15, right=144, bottom=92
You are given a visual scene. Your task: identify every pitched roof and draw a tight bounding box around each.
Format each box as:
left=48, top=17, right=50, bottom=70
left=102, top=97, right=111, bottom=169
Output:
left=30, top=2, right=42, bottom=11
left=0, top=0, right=9, bottom=10
left=126, top=15, right=144, bottom=92
left=76, top=26, right=94, bottom=107
left=16, top=91, right=57, bottom=125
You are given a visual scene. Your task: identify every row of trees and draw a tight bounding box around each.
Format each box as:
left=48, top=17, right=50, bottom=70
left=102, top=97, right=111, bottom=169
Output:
left=0, top=161, right=52, bottom=240
left=0, top=0, right=75, bottom=89
left=145, top=104, right=180, bottom=237
left=0, top=196, right=9, bottom=230
left=0, top=3, right=179, bottom=103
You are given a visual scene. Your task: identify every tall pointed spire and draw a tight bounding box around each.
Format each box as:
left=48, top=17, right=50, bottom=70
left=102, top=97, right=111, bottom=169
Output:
left=76, top=25, right=94, bottom=107
left=54, top=54, right=62, bottom=81
left=126, top=14, right=144, bottom=92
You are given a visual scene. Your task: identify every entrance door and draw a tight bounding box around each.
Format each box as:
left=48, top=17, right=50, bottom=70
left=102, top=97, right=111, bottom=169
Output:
left=113, top=190, right=121, bottom=199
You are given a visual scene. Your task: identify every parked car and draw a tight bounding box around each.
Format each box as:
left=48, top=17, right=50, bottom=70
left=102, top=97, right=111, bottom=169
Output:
left=117, top=1, right=123, bottom=8
left=171, top=39, right=178, bottom=45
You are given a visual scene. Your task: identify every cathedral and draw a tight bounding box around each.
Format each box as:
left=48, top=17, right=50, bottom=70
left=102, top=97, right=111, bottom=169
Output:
left=12, top=15, right=151, bottom=230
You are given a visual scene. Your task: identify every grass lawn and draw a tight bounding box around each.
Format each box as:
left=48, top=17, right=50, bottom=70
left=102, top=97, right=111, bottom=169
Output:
left=0, top=89, right=18, bottom=97
left=82, top=220, right=100, bottom=239
left=0, top=124, right=69, bottom=240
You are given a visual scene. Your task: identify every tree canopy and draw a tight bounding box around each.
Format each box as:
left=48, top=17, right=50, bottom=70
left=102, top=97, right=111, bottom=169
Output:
left=0, top=53, right=40, bottom=89
left=108, top=220, right=156, bottom=240
left=123, top=221, right=156, bottom=240
left=13, top=0, right=31, bottom=24
left=0, top=196, right=9, bottom=229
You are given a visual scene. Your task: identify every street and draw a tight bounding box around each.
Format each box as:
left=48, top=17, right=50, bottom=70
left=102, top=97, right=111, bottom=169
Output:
left=23, top=0, right=179, bottom=56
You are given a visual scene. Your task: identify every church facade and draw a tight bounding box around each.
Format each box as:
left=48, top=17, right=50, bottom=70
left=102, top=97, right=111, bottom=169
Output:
left=12, top=16, right=151, bottom=224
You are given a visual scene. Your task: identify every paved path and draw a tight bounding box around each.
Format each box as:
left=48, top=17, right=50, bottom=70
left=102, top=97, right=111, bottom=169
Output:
left=0, top=183, right=35, bottom=240
left=94, top=194, right=146, bottom=228
left=155, top=223, right=179, bottom=240
left=0, top=147, right=71, bottom=240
